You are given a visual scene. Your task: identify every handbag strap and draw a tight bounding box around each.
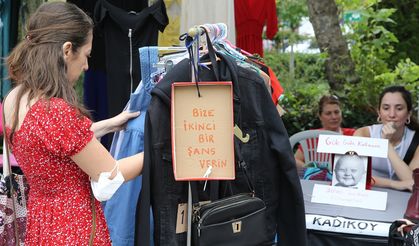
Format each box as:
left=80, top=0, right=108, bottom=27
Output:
left=404, top=131, right=419, bottom=165
left=2, top=98, right=20, bottom=246
left=234, top=138, right=255, bottom=195
left=89, top=188, right=96, bottom=246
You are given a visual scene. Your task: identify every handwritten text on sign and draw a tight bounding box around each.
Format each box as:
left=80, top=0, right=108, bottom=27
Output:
left=311, top=184, right=388, bottom=210
left=317, top=135, right=388, bottom=158
left=171, top=82, right=234, bottom=180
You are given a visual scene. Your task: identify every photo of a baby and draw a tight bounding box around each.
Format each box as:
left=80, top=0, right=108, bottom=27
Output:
left=332, top=152, right=368, bottom=189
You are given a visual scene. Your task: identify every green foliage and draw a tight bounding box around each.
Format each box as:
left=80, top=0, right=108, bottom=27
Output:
left=338, top=2, right=403, bottom=128
left=275, top=0, right=309, bottom=51
left=264, top=52, right=327, bottom=89
left=375, top=58, right=419, bottom=102
left=75, top=74, right=84, bottom=102
left=347, top=6, right=398, bottom=87
left=264, top=52, right=332, bottom=135
left=344, top=59, right=419, bottom=128
left=267, top=0, right=418, bottom=137
left=336, top=0, right=378, bottom=10
left=378, top=0, right=419, bottom=67
left=277, top=0, right=308, bottom=30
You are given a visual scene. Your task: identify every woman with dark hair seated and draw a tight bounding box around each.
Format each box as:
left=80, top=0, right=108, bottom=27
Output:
left=354, top=85, right=419, bottom=191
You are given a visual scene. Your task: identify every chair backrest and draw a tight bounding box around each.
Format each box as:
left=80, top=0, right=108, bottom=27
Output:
left=290, top=129, right=341, bottom=165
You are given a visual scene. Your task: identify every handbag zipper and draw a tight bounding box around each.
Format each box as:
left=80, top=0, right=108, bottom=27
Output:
left=193, top=194, right=251, bottom=223
left=197, top=198, right=260, bottom=237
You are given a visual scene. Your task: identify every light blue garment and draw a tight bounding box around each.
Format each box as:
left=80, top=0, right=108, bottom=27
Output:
left=104, top=47, right=158, bottom=246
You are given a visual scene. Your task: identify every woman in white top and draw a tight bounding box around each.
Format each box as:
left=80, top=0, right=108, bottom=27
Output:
left=354, top=85, right=419, bottom=191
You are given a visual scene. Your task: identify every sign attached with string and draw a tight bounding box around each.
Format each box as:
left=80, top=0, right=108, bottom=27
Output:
left=171, top=82, right=235, bottom=181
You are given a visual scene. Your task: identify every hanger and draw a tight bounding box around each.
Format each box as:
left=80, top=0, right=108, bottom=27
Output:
left=202, top=23, right=247, bottom=61
left=152, top=46, right=188, bottom=69
left=234, top=124, right=250, bottom=143
left=186, top=25, right=221, bottom=66
left=156, top=46, right=187, bottom=51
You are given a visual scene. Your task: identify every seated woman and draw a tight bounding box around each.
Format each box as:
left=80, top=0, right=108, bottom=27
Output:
left=294, top=95, right=355, bottom=169
left=354, top=85, right=419, bottom=191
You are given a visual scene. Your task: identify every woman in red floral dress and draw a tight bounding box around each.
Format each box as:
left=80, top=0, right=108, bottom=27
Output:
left=3, top=2, right=143, bottom=245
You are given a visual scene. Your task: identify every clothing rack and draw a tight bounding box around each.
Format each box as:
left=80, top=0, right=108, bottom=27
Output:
left=187, top=23, right=228, bottom=42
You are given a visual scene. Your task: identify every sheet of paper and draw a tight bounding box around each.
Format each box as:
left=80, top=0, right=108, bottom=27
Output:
left=317, top=135, right=388, bottom=158
left=311, top=184, right=388, bottom=211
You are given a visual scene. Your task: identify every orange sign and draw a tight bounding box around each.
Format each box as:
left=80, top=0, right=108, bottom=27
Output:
left=171, top=82, right=235, bottom=180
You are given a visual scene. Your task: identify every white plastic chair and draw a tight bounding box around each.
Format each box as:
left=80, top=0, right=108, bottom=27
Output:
left=289, top=130, right=340, bottom=177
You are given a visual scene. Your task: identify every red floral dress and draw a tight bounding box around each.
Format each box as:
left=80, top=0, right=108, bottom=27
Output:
left=6, top=98, right=111, bottom=245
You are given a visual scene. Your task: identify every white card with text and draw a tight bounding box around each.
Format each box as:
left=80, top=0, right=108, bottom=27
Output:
left=306, top=214, right=390, bottom=237
left=317, top=135, right=388, bottom=158
left=311, top=184, right=388, bottom=210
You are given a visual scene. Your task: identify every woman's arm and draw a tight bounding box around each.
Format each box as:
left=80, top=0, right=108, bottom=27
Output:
left=353, top=126, right=370, bottom=137
left=90, top=111, right=140, bottom=138
left=355, top=125, right=416, bottom=190
left=373, top=176, right=413, bottom=191
left=387, top=143, right=415, bottom=181
left=294, top=148, right=306, bottom=169
left=71, top=137, right=143, bottom=182
left=373, top=151, right=414, bottom=190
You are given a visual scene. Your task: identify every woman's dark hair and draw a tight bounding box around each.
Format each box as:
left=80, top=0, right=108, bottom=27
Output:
left=378, top=85, right=419, bottom=131
left=318, top=95, right=340, bottom=115
left=7, top=2, right=93, bottom=141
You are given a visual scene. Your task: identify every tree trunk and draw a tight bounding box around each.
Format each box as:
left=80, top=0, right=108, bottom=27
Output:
left=307, top=0, right=359, bottom=91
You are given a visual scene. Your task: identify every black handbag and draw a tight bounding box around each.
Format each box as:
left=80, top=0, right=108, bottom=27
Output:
left=192, top=192, right=270, bottom=246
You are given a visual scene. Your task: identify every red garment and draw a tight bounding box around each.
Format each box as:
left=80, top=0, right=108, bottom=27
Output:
left=6, top=98, right=111, bottom=245
left=234, top=0, right=278, bottom=57
left=268, top=67, right=284, bottom=105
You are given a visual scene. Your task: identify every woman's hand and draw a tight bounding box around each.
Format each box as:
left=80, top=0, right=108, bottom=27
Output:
left=396, top=219, right=416, bottom=237
left=390, top=179, right=414, bottom=192
left=381, top=122, right=397, bottom=140
left=91, top=111, right=140, bottom=138
left=107, top=111, right=141, bottom=133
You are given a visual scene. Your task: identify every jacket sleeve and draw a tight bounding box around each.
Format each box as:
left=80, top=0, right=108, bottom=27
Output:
left=135, top=111, right=152, bottom=246
left=261, top=88, right=307, bottom=246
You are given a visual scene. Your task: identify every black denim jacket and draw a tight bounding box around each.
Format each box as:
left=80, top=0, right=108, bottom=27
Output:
left=135, top=52, right=307, bottom=246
